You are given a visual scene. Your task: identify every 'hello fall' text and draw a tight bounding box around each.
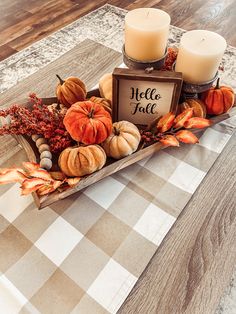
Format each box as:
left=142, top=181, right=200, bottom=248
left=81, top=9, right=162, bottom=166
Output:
left=130, top=87, right=161, bottom=115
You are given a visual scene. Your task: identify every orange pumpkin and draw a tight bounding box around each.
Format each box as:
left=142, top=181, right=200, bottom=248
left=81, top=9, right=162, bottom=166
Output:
left=58, top=145, right=106, bottom=177
left=56, top=75, right=87, bottom=107
left=89, top=96, right=112, bottom=114
left=63, top=101, right=112, bottom=145
left=201, top=78, right=235, bottom=115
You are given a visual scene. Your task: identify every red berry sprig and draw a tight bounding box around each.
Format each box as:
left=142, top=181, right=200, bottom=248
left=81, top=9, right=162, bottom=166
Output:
left=0, top=94, right=75, bottom=153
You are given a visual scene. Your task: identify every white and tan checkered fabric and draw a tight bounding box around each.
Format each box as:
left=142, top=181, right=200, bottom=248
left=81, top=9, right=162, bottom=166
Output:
left=1, top=110, right=236, bottom=314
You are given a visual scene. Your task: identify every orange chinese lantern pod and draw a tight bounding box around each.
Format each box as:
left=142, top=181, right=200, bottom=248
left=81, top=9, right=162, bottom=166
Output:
left=63, top=101, right=112, bottom=145
left=56, top=75, right=87, bottom=107
left=201, top=78, right=235, bottom=115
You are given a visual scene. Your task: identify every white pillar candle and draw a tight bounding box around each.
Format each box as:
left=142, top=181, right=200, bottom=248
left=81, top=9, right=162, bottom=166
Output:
left=125, top=8, right=171, bottom=61
left=175, top=30, right=227, bottom=84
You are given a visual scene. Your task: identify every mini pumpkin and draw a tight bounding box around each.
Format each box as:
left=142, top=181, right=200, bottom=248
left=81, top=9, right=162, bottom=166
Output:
left=89, top=96, right=112, bottom=114
left=56, top=75, right=87, bottom=107
left=63, top=101, right=112, bottom=145
left=179, top=98, right=206, bottom=118
left=58, top=145, right=106, bottom=177
left=102, top=121, right=141, bottom=159
left=201, top=78, right=235, bottom=115
left=99, top=73, right=112, bottom=103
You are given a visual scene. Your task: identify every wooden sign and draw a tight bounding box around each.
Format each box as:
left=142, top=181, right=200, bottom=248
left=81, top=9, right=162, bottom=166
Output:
left=112, top=68, right=183, bottom=126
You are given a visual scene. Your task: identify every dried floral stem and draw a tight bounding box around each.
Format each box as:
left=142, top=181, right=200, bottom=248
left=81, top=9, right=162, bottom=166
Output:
left=140, top=108, right=212, bottom=147
left=0, top=94, right=75, bottom=153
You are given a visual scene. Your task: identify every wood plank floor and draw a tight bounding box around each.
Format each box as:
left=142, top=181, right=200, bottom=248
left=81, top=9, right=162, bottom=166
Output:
left=0, top=0, right=235, bottom=61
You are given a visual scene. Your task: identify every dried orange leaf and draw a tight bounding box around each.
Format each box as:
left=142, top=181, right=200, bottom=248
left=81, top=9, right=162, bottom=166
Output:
left=66, top=177, right=81, bottom=187
left=49, top=171, right=66, bottom=181
left=157, top=112, right=175, bottom=133
left=173, top=108, right=193, bottom=128
left=0, top=168, right=9, bottom=175
left=23, top=162, right=40, bottom=171
left=21, top=178, right=47, bottom=190
left=52, top=180, right=63, bottom=190
left=21, top=185, right=45, bottom=196
left=37, top=181, right=63, bottom=196
left=184, top=117, right=212, bottom=129
left=21, top=177, right=53, bottom=195
left=20, top=188, right=31, bottom=195
left=29, top=169, right=53, bottom=181
left=159, top=135, right=179, bottom=147
left=0, top=167, right=25, bottom=175
left=0, top=169, right=27, bottom=184
left=176, top=130, right=199, bottom=144
left=37, top=184, right=55, bottom=196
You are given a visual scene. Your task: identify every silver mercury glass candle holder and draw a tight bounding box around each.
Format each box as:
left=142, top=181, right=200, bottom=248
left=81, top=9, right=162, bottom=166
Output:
left=122, top=45, right=168, bottom=70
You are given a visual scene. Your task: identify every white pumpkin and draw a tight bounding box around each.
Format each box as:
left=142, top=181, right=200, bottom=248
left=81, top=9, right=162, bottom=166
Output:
left=102, top=121, right=141, bottom=159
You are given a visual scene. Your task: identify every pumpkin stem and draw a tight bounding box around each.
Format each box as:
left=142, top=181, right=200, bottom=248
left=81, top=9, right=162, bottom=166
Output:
left=88, top=108, right=94, bottom=118
left=113, top=126, right=120, bottom=136
left=56, top=74, right=65, bottom=85
left=215, top=77, right=220, bottom=89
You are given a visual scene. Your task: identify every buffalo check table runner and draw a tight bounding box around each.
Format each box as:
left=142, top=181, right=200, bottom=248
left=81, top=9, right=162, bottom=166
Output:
left=1, top=5, right=236, bottom=314
left=0, top=110, right=236, bottom=314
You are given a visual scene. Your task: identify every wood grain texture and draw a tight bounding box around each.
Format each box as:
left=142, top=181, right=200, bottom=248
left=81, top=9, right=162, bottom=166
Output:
left=0, top=1, right=236, bottom=313
left=0, top=0, right=235, bottom=60
left=118, top=131, right=236, bottom=314
left=0, top=39, right=122, bottom=107
left=0, top=39, right=122, bottom=164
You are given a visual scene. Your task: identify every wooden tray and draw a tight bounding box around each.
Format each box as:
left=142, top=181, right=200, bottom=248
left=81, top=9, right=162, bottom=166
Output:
left=14, top=89, right=233, bottom=209
left=14, top=89, right=166, bottom=209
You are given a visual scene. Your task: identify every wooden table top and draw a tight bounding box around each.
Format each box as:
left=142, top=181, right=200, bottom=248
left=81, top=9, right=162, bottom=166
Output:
left=0, top=0, right=236, bottom=61
left=1, top=38, right=235, bottom=314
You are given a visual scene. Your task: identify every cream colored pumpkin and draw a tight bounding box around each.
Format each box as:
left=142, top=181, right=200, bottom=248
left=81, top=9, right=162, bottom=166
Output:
left=99, top=73, right=112, bottom=103
left=102, top=121, right=141, bottom=159
left=58, top=145, right=106, bottom=177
